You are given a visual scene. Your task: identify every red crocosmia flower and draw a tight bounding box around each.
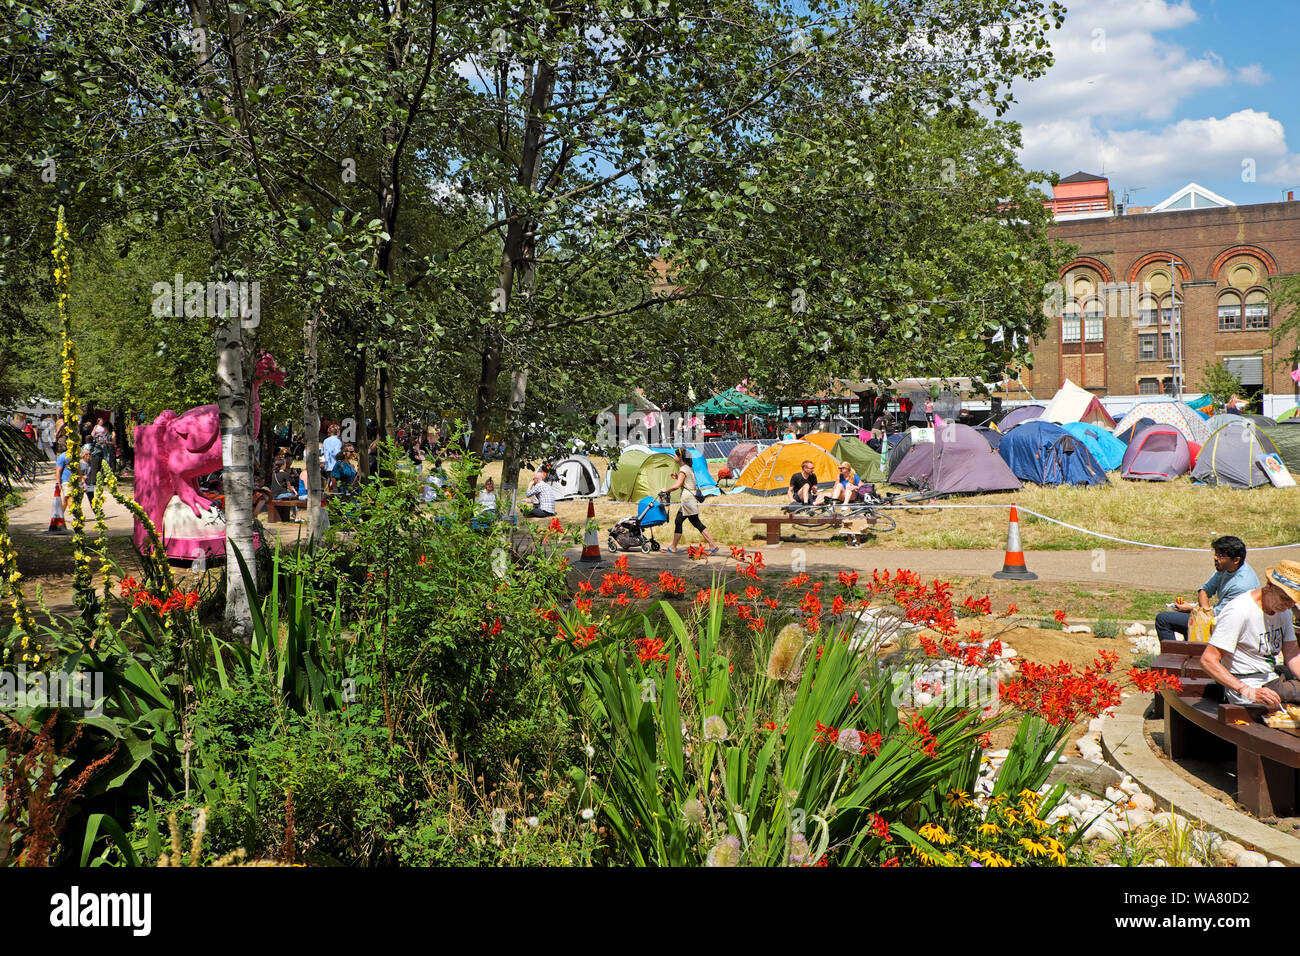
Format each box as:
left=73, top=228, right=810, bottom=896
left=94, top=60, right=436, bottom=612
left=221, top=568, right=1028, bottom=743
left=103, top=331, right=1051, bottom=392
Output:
left=869, top=813, right=891, bottom=841
left=615, top=554, right=629, bottom=572
left=119, top=575, right=139, bottom=596
left=578, top=580, right=593, bottom=593
left=183, top=592, right=200, bottom=612
left=744, top=585, right=762, bottom=601
left=762, top=721, right=776, bottom=731
left=736, top=604, right=752, bottom=621
left=831, top=595, right=845, bottom=615
left=849, top=692, right=859, bottom=706
left=784, top=573, right=810, bottom=590
left=748, top=617, right=764, bottom=633
left=574, top=597, right=592, bottom=614
left=879, top=857, right=900, bottom=868
left=749, top=551, right=766, bottom=569
left=1004, top=603, right=1018, bottom=616
left=737, top=563, right=760, bottom=581
left=723, top=592, right=739, bottom=608
left=764, top=598, right=779, bottom=610
left=730, top=546, right=746, bottom=561
left=688, top=544, right=708, bottom=560
left=631, top=580, right=651, bottom=599
left=694, top=588, right=713, bottom=606
left=838, top=571, right=859, bottom=589
left=572, top=623, right=599, bottom=648
left=860, top=731, right=882, bottom=755
left=418, top=555, right=427, bottom=565
left=598, top=579, right=616, bottom=597
left=918, top=636, right=939, bottom=658
left=1128, top=667, right=1183, bottom=694
left=633, top=637, right=669, bottom=664
left=613, top=593, right=631, bottom=607
left=547, top=517, right=564, bottom=533
left=1053, top=609, right=1067, bottom=623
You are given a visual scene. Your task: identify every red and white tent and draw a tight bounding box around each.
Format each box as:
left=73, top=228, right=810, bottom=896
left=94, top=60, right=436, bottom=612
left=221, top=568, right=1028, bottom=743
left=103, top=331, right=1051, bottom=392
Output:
left=1040, top=379, right=1116, bottom=429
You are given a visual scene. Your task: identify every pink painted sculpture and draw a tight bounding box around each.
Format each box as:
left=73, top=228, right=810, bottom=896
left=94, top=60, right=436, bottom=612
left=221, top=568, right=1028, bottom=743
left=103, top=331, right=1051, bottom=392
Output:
left=133, top=352, right=286, bottom=560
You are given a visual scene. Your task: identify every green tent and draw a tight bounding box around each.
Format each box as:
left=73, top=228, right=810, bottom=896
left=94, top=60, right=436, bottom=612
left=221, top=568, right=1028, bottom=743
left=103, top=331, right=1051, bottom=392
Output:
left=691, top=388, right=776, bottom=416
left=1262, top=426, right=1300, bottom=474
left=830, top=435, right=889, bottom=484
left=1277, top=405, right=1300, bottom=421
left=608, top=448, right=681, bottom=502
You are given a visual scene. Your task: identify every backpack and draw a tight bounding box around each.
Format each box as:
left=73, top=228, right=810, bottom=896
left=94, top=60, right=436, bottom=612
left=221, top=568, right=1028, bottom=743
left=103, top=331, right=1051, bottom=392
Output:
left=23, top=423, right=36, bottom=442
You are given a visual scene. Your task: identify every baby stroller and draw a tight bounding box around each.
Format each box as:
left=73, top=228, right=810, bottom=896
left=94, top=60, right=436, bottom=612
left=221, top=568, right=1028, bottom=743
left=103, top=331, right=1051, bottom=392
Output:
left=608, top=495, right=667, bottom=553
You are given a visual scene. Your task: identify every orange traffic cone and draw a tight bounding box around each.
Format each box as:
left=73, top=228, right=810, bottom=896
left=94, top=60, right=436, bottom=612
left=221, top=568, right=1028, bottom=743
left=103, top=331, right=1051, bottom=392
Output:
left=992, top=504, right=1036, bottom=580
left=47, top=479, right=67, bottom=533
left=580, top=498, right=603, bottom=564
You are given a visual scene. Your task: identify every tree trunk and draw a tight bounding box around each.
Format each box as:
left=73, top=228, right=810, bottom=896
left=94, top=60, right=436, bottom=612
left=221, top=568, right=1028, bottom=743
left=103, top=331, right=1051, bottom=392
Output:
left=303, top=305, right=324, bottom=545
left=217, top=314, right=255, bottom=641
left=499, top=365, right=529, bottom=507
left=354, top=345, right=369, bottom=480
left=466, top=340, right=502, bottom=486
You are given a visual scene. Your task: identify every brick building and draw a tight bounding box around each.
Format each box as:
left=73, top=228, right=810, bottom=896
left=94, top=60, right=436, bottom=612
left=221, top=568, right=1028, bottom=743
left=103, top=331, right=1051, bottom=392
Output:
left=1019, top=173, right=1300, bottom=415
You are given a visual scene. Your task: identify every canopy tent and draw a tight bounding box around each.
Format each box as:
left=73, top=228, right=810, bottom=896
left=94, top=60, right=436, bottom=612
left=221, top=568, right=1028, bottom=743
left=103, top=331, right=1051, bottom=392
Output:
left=1061, top=422, right=1127, bottom=471
left=623, top=444, right=721, bottom=498
left=1119, top=426, right=1191, bottom=481
left=997, top=405, right=1044, bottom=431
left=607, top=448, right=680, bottom=502
left=1112, top=401, right=1209, bottom=444
left=888, top=423, right=1021, bottom=494
left=1262, top=425, right=1300, bottom=474
left=736, top=440, right=839, bottom=496
left=551, top=455, right=602, bottom=500
left=1040, top=379, right=1116, bottom=428
left=830, top=435, right=889, bottom=485
left=691, top=387, right=776, bottom=416
left=1190, top=421, right=1280, bottom=489
left=997, top=420, right=1108, bottom=486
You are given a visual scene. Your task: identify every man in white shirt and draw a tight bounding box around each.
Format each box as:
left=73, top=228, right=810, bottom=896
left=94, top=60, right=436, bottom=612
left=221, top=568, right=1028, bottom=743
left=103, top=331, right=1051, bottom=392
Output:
left=321, top=423, right=342, bottom=473
left=1201, top=560, right=1300, bottom=709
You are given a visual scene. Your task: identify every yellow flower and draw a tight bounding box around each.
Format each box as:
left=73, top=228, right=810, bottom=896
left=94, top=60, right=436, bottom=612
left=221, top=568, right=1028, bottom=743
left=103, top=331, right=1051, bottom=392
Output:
left=945, top=789, right=972, bottom=809
left=981, top=851, right=1014, bottom=867
left=977, top=821, right=1001, bottom=837
left=918, top=823, right=952, bottom=845
left=1019, top=838, right=1050, bottom=858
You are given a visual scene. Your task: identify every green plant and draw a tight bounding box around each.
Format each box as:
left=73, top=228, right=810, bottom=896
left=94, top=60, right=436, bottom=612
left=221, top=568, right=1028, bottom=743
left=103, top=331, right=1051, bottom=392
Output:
left=1093, top=616, right=1119, bottom=639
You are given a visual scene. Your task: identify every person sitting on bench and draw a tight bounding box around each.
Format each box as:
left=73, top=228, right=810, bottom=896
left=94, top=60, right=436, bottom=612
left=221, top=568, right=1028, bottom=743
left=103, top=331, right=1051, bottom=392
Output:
left=1155, top=535, right=1258, bottom=641
left=1200, top=560, right=1300, bottom=710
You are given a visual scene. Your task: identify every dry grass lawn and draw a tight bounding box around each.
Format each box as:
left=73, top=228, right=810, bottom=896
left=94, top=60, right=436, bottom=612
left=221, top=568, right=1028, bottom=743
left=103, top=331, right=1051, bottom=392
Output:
left=477, top=457, right=1300, bottom=551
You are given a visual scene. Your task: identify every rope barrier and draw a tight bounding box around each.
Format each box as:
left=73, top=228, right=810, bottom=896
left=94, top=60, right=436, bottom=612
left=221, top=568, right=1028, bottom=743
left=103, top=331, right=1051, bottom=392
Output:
left=698, top=498, right=1300, bottom=552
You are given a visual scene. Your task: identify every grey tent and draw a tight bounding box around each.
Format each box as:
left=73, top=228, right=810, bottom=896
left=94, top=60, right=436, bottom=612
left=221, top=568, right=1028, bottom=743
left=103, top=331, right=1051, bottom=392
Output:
left=551, top=455, right=602, bottom=499
left=888, top=423, right=1021, bottom=494
left=1262, top=425, right=1300, bottom=475
left=1192, top=421, right=1280, bottom=488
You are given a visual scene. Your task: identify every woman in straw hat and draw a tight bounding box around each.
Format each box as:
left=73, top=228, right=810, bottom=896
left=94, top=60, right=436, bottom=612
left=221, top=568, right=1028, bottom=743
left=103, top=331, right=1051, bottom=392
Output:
left=1201, top=559, right=1300, bottom=710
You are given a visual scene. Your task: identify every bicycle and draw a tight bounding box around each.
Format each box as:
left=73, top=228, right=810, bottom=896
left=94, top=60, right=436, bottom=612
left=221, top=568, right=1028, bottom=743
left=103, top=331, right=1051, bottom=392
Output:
left=781, top=498, right=898, bottom=534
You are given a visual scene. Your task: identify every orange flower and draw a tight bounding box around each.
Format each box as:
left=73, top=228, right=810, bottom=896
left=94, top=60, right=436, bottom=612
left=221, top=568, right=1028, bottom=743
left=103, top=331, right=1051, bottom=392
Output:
left=548, top=517, right=564, bottom=533
left=1053, top=609, right=1067, bottom=623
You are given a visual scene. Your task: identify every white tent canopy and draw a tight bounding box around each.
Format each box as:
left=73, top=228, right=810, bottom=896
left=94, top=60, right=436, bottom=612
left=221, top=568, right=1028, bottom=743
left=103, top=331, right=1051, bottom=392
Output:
left=1040, top=379, right=1116, bottom=428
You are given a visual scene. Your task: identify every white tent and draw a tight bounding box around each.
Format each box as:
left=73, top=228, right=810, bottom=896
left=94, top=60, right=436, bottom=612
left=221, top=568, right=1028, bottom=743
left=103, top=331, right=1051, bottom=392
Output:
left=551, top=455, right=602, bottom=500
left=1040, top=379, right=1116, bottom=428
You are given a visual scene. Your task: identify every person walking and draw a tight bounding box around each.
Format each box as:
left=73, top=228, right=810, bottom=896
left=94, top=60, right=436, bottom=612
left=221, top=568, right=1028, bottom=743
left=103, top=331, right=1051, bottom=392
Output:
left=663, top=447, right=719, bottom=554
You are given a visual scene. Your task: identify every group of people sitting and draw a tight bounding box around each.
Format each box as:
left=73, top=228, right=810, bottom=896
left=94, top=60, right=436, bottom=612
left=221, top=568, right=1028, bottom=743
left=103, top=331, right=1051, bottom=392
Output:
left=783, top=459, right=876, bottom=512
left=1158, top=535, right=1300, bottom=710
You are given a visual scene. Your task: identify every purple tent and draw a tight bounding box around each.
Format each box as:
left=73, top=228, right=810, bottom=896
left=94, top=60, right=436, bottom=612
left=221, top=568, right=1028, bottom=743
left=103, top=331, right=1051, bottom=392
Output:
left=889, top=423, right=1022, bottom=494
left=1120, top=426, right=1190, bottom=481
left=998, top=404, right=1044, bottom=430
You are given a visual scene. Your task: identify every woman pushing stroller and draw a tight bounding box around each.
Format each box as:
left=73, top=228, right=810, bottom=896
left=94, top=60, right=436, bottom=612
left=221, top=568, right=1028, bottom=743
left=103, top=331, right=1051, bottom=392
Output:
left=662, top=447, right=719, bottom=554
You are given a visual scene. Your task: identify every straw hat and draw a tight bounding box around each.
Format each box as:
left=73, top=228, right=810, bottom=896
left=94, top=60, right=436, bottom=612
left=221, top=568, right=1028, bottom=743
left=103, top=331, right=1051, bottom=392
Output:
left=1265, top=561, right=1300, bottom=606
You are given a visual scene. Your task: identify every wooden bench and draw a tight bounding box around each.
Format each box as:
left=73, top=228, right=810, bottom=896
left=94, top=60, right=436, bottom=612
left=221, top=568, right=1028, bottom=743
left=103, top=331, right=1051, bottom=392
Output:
left=750, top=514, right=847, bottom=546
left=1160, top=685, right=1300, bottom=817
left=266, top=495, right=330, bottom=523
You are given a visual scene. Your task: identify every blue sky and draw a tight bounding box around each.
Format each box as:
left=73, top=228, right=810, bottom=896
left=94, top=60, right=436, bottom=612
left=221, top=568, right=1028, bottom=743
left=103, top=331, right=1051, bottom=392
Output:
left=1005, top=0, right=1300, bottom=207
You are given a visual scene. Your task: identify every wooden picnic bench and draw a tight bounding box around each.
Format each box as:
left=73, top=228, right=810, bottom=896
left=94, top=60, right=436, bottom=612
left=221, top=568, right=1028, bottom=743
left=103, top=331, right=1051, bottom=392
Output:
left=265, top=495, right=330, bottom=523
left=750, top=514, right=847, bottom=546
left=1160, top=684, right=1300, bottom=817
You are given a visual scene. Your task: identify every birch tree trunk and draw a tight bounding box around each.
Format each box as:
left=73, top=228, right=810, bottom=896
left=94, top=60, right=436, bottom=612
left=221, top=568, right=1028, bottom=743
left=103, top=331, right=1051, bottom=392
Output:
left=303, top=304, right=324, bottom=545
left=216, top=314, right=255, bottom=641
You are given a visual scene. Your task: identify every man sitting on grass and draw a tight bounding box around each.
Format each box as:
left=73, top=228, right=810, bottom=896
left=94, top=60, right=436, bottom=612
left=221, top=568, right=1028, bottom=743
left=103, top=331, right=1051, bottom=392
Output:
left=1200, top=561, right=1300, bottom=709
left=784, top=459, right=827, bottom=512
left=1155, top=535, right=1258, bottom=642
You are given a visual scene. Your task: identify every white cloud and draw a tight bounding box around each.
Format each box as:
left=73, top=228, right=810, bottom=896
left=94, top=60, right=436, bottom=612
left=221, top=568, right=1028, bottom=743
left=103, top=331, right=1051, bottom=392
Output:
left=1005, top=0, right=1299, bottom=193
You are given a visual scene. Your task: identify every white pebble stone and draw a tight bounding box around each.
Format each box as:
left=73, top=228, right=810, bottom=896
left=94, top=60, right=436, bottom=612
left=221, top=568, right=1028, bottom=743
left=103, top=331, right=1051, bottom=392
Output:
left=1216, top=840, right=1245, bottom=864
left=1236, top=850, right=1268, bottom=867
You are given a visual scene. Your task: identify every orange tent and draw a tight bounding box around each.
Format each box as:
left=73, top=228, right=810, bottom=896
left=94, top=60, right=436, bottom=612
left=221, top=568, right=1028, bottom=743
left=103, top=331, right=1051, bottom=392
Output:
left=801, top=431, right=842, bottom=454
left=737, top=440, right=840, bottom=495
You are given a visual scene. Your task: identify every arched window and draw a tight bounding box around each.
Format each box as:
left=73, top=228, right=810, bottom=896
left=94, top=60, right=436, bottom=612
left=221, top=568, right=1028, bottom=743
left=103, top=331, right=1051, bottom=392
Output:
left=1159, top=291, right=1181, bottom=326
left=1218, top=291, right=1242, bottom=331
left=1138, top=294, right=1159, bottom=327
left=1245, top=290, right=1269, bottom=330
left=1083, top=299, right=1104, bottom=341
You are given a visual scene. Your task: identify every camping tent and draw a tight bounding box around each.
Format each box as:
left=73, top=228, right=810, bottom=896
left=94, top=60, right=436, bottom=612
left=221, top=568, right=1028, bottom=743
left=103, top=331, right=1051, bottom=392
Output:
left=1190, top=420, right=1280, bottom=489
left=1112, top=401, right=1209, bottom=444
left=888, top=423, right=1021, bottom=494
left=886, top=427, right=928, bottom=479
left=1119, top=426, right=1191, bottom=481
left=997, top=420, right=1109, bottom=485
left=624, top=444, right=721, bottom=498
left=1262, top=425, right=1300, bottom=474
left=727, top=441, right=761, bottom=474
left=1185, top=394, right=1213, bottom=418
left=551, top=455, right=602, bottom=500
left=997, top=405, right=1044, bottom=430
left=1062, top=422, right=1127, bottom=471
left=974, top=426, right=1003, bottom=451
left=691, top=387, right=776, bottom=416
left=736, top=440, right=839, bottom=496
left=1115, top=417, right=1156, bottom=445
left=1204, top=413, right=1278, bottom=435
left=608, top=448, right=680, bottom=501
left=802, top=431, right=843, bottom=453
left=1040, top=379, right=1117, bottom=428
left=1277, top=406, right=1300, bottom=422
left=830, top=435, right=889, bottom=484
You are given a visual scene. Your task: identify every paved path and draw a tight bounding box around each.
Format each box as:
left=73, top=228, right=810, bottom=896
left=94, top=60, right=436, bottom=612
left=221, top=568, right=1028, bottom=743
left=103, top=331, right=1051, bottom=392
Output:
left=570, top=541, right=1300, bottom=592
